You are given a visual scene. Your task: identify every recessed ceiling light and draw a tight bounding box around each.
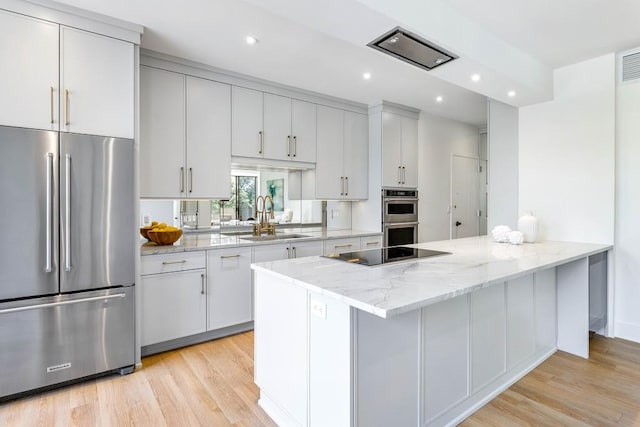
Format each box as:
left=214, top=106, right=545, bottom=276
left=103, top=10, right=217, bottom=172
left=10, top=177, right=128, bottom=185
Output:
left=388, top=36, right=399, bottom=44
left=245, top=36, right=258, bottom=45
left=471, top=74, right=481, bottom=82
left=435, top=96, right=443, bottom=103
left=363, top=72, right=371, bottom=80
left=435, top=58, right=445, bottom=65
left=507, top=90, right=516, bottom=97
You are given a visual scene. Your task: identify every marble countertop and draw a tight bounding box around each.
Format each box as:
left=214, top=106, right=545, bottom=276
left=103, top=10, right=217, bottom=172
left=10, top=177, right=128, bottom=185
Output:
left=140, top=228, right=382, bottom=256
left=251, top=236, right=612, bottom=319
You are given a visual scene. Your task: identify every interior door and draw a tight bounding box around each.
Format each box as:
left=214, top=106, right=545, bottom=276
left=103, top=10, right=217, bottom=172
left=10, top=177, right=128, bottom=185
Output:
left=60, top=133, right=134, bottom=292
left=0, top=127, right=58, bottom=300
left=451, top=155, right=480, bottom=239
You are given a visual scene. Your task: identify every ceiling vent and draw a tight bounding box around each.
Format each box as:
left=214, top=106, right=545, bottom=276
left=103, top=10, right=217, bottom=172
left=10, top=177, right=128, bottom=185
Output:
left=368, top=27, right=457, bottom=71
left=621, top=50, right=640, bottom=83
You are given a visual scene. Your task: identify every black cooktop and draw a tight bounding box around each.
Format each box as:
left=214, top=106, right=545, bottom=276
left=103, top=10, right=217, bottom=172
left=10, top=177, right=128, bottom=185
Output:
left=323, top=246, right=451, bottom=266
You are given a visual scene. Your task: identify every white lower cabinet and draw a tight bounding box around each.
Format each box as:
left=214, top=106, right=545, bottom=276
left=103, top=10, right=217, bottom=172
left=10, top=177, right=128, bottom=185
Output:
left=207, top=247, right=253, bottom=330
left=141, top=268, right=207, bottom=346
left=360, top=235, right=383, bottom=250
left=253, top=240, right=323, bottom=262
left=323, top=237, right=361, bottom=255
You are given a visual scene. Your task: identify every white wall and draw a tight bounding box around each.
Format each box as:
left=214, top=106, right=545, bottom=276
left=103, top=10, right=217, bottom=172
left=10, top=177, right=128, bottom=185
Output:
left=614, top=65, right=640, bottom=342
left=519, top=54, right=615, bottom=244
left=488, top=100, right=519, bottom=230
left=418, top=112, right=480, bottom=242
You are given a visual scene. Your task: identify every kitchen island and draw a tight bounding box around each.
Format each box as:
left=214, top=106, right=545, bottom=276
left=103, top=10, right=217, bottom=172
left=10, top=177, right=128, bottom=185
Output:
left=251, top=236, right=611, bottom=427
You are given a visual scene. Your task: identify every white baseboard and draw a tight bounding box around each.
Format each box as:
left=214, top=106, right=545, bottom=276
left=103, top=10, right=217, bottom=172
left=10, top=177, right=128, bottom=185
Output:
left=258, top=392, right=300, bottom=427
left=615, top=321, right=640, bottom=343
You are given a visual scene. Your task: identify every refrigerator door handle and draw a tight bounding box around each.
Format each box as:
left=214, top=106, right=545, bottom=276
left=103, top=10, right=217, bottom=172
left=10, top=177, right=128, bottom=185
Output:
left=45, top=153, right=53, bottom=273
left=0, top=293, right=126, bottom=315
left=65, top=154, right=71, bottom=272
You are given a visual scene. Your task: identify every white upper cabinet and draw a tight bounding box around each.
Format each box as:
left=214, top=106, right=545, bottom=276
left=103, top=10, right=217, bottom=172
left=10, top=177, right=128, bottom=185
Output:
left=140, top=67, right=185, bottom=198
left=186, top=76, right=231, bottom=199
left=232, top=86, right=264, bottom=158
left=0, top=10, right=59, bottom=131
left=382, top=111, right=418, bottom=188
left=291, top=99, right=317, bottom=163
left=140, top=67, right=231, bottom=199
left=316, top=105, right=368, bottom=200
left=316, top=106, right=345, bottom=199
left=263, top=93, right=292, bottom=160
left=60, top=27, right=134, bottom=139
left=232, top=88, right=317, bottom=163
left=344, top=111, right=368, bottom=199
left=0, top=11, right=134, bottom=138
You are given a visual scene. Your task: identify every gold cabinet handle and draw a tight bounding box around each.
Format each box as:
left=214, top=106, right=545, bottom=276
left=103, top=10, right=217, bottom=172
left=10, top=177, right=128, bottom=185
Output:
left=64, top=89, right=69, bottom=126
left=50, top=87, right=54, bottom=124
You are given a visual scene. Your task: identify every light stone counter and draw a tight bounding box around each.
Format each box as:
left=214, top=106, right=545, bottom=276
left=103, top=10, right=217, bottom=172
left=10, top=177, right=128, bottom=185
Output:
left=252, top=236, right=611, bottom=318
left=140, top=228, right=382, bottom=256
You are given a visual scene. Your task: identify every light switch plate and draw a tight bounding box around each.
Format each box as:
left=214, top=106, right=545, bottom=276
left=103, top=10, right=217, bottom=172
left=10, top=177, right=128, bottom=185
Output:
left=310, top=299, right=327, bottom=319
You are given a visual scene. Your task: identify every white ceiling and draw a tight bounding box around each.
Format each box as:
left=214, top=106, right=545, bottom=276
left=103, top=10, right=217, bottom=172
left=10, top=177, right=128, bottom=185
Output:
left=53, top=0, right=640, bottom=127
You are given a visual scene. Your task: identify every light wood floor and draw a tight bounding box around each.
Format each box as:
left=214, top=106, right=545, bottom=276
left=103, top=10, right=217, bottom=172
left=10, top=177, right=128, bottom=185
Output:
left=1, top=333, right=639, bottom=426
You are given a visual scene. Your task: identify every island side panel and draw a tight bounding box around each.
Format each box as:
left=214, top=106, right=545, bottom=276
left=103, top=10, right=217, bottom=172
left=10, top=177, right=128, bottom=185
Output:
left=534, top=267, right=557, bottom=351
left=355, top=309, right=421, bottom=427
left=254, top=271, right=309, bottom=426
left=506, top=275, right=535, bottom=369
left=423, top=294, right=470, bottom=424
left=557, top=257, right=590, bottom=358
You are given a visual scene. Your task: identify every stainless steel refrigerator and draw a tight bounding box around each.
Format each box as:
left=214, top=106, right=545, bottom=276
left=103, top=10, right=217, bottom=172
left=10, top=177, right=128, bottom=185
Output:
left=0, top=125, right=135, bottom=399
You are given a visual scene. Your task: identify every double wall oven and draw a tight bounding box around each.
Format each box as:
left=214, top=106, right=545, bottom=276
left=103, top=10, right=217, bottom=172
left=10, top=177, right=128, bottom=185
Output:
left=382, top=188, right=418, bottom=247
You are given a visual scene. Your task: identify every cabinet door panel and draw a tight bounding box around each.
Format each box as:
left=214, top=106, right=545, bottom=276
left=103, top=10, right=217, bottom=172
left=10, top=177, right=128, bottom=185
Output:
left=140, top=67, right=185, bottom=198
left=471, top=283, right=506, bottom=392
left=401, top=116, right=419, bottom=187
left=141, top=269, right=207, bottom=346
left=208, top=247, right=253, bottom=330
left=186, top=76, right=231, bottom=199
left=324, top=237, right=360, bottom=255
left=506, top=275, right=535, bottom=369
left=253, top=243, right=290, bottom=262
left=382, top=112, right=403, bottom=187
left=263, top=93, right=291, bottom=161
left=291, top=99, right=317, bottom=163
left=232, top=86, right=263, bottom=158
left=315, top=106, right=344, bottom=199
left=343, top=112, right=368, bottom=199
left=60, top=26, right=134, bottom=139
left=291, top=240, right=323, bottom=258
left=0, top=11, right=59, bottom=131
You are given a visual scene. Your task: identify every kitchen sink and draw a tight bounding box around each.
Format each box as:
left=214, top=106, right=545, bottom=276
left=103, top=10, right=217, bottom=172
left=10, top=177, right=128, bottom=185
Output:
left=239, top=234, right=309, bottom=242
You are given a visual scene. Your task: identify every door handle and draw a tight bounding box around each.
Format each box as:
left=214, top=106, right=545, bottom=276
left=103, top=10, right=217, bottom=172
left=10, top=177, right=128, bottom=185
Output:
left=455, top=221, right=462, bottom=227
left=45, top=153, right=53, bottom=273
left=220, top=254, right=241, bottom=259
left=189, top=167, right=193, bottom=193
left=293, top=136, right=297, bottom=157
left=201, top=273, right=205, bottom=295
left=398, top=166, right=401, bottom=185
left=180, top=167, right=185, bottom=193
left=258, top=131, right=263, bottom=154
left=64, top=89, right=69, bottom=126
left=402, top=166, right=406, bottom=184
left=340, top=177, right=344, bottom=196
left=50, top=86, right=54, bottom=124
left=64, top=154, right=71, bottom=272
left=345, top=176, right=349, bottom=196
left=287, top=135, right=291, bottom=157
left=0, top=293, right=126, bottom=315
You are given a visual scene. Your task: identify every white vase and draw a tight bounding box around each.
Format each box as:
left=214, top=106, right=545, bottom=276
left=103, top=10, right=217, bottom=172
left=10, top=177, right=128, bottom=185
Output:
left=518, top=213, right=538, bottom=243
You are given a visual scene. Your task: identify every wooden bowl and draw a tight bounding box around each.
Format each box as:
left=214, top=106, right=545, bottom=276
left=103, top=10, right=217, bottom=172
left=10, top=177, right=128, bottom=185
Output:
left=140, top=226, right=154, bottom=240
left=147, top=229, right=183, bottom=245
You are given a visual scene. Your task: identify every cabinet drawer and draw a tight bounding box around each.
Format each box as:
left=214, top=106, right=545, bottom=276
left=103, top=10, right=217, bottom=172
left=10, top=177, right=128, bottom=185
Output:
left=324, top=237, right=361, bottom=255
left=361, top=235, right=383, bottom=249
left=141, top=251, right=206, bottom=275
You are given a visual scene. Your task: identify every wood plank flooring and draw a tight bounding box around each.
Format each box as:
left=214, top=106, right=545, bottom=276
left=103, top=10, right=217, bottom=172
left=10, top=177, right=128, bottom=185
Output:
left=1, top=333, right=639, bottom=426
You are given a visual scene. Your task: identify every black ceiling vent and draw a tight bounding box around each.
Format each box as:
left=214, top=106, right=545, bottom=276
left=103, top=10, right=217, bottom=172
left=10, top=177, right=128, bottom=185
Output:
left=368, top=27, right=457, bottom=71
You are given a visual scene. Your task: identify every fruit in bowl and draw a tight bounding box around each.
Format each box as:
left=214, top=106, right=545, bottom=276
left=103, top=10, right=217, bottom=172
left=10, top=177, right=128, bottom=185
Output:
left=146, top=223, right=183, bottom=245
left=140, top=221, right=160, bottom=240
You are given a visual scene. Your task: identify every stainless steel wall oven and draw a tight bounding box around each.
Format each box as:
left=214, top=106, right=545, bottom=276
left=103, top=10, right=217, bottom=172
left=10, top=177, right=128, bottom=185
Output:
left=382, top=188, right=418, bottom=247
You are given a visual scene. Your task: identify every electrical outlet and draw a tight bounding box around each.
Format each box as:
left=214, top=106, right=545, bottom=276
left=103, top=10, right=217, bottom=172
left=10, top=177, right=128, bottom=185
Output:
left=310, top=299, right=327, bottom=319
